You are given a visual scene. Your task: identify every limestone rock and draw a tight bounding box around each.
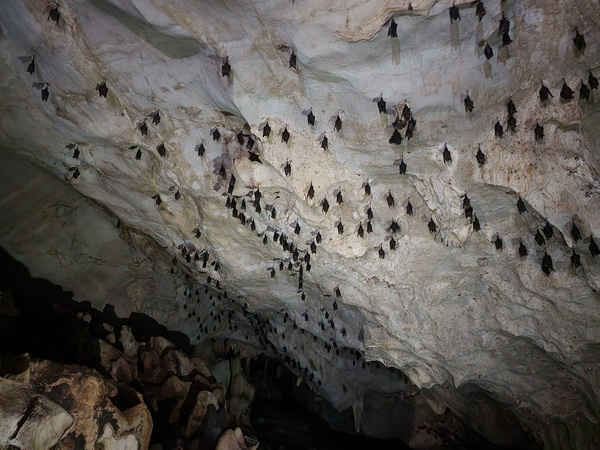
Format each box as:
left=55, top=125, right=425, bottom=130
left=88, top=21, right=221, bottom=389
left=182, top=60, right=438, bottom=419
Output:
left=0, top=377, right=73, bottom=450
left=225, top=358, right=255, bottom=428
left=0, top=0, right=599, bottom=446
left=98, top=339, right=139, bottom=386
left=137, top=337, right=226, bottom=438
left=215, top=427, right=258, bottom=450
left=33, top=359, right=153, bottom=449
left=0, top=358, right=153, bottom=450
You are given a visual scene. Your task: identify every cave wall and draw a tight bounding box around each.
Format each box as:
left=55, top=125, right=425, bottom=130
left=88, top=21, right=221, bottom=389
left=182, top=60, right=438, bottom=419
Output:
left=1, top=0, right=600, bottom=447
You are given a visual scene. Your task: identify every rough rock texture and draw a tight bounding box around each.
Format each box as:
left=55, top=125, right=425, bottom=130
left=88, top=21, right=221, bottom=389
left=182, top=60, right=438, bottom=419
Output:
left=0, top=334, right=249, bottom=449
left=98, top=328, right=234, bottom=447
left=0, top=376, right=73, bottom=450
left=136, top=336, right=227, bottom=442
left=215, top=427, right=258, bottom=450
left=0, top=356, right=152, bottom=449
left=1, top=0, right=600, bottom=447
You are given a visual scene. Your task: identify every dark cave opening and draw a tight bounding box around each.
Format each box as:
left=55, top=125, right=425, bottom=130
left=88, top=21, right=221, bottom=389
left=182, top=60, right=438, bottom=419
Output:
left=245, top=355, right=411, bottom=450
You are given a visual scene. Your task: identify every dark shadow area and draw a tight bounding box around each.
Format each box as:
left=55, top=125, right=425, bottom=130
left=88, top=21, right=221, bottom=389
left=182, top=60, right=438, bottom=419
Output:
left=0, top=247, right=100, bottom=366
left=247, top=355, right=411, bottom=450
left=0, top=246, right=192, bottom=358
left=458, top=383, right=541, bottom=450
left=86, top=0, right=205, bottom=59
left=110, top=384, right=142, bottom=411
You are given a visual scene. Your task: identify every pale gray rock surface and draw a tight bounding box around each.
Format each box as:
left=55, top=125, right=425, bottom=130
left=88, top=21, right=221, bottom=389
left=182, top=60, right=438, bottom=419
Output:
left=1, top=0, right=600, bottom=447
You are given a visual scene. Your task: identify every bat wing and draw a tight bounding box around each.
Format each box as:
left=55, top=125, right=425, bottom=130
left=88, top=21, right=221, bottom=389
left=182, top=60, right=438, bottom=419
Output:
left=276, top=44, right=293, bottom=52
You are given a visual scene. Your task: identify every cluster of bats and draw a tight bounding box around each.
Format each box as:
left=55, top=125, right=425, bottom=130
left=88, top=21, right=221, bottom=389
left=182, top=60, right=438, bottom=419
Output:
left=177, top=276, right=409, bottom=392
left=21, top=0, right=599, bottom=393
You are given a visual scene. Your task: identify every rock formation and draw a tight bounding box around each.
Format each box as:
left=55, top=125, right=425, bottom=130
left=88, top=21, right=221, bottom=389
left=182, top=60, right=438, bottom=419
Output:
left=0, top=301, right=253, bottom=449
left=1, top=355, right=153, bottom=449
left=1, top=0, right=600, bottom=448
